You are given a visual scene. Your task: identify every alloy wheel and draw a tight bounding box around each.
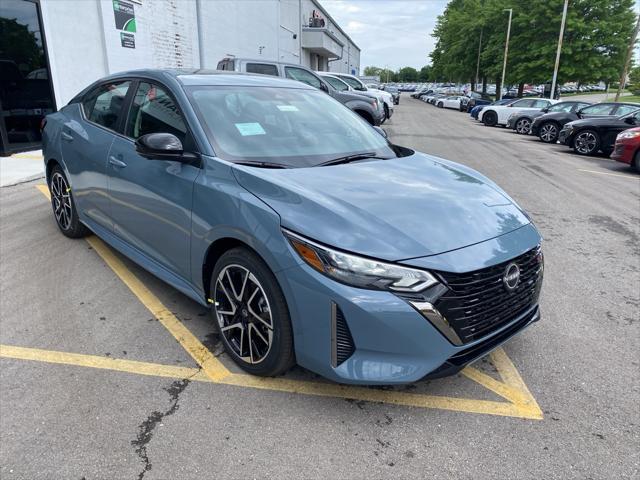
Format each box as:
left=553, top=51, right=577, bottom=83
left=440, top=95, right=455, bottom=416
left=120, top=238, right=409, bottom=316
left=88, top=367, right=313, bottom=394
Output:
left=50, top=172, right=72, bottom=230
left=574, top=131, right=597, bottom=154
left=214, top=264, right=273, bottom=364
left=516, top=118, right=531, bottom=134
left=540, top=123, right=558, bottom=142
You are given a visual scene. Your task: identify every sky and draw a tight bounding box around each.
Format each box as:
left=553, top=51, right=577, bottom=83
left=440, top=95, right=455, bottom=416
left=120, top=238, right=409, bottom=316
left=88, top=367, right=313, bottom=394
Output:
left=323, top=0, right=640, bottom=71
left=322, top=0, right=449, bottom=71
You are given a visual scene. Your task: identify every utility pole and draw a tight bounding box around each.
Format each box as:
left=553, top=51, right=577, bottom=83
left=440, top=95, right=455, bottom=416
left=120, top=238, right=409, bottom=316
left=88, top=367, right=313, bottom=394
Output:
left=475, top=27, right=483, bottom=91
left=498, top=8, right=513, bottom=100
left=550, top=0, right=569, bottom=100
left=615, top=13, right=640, bottom=101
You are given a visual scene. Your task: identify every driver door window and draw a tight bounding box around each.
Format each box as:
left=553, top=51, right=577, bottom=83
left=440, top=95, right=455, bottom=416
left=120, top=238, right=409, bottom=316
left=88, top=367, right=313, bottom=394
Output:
left=284, top=67, right=322, bottom=89
left=125, top=82, right=187, bottom=143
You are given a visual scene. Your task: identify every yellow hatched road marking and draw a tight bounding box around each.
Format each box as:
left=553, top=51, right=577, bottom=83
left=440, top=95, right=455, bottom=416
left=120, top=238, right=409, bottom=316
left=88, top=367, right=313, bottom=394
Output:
left=22, top=184, right=543, bottom=419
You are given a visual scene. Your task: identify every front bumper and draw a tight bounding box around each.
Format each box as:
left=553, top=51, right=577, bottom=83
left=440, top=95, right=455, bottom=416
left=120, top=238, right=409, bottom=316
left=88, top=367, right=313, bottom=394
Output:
left=275, top=224, right=543, bottom=385
left=610, top=140, right=634, bottom=165
left=558, top=127, right=572, bottom=145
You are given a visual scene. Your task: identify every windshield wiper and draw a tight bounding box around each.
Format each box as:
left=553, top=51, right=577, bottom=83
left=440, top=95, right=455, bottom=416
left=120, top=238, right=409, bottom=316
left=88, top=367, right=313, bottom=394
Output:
left=234, top=160, right=290, bottom=169
left=317, top=152, right=386, bottom=167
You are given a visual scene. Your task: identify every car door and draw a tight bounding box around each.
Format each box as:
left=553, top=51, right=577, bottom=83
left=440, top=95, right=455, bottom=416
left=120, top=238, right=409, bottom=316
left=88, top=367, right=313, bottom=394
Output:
left=61, top=80, right=132, bottom=231
left=499, top=99, right=534, bottom=122
left=107, top=80, right=201, bottom=280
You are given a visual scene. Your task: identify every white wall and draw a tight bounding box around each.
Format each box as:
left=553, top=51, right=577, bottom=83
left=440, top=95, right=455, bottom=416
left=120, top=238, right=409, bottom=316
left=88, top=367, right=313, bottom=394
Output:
left=39, top=0, right=360, bottom=106
left=197, top=0, right=281, bottom=68
left=40, top=0, right=108, bottom=106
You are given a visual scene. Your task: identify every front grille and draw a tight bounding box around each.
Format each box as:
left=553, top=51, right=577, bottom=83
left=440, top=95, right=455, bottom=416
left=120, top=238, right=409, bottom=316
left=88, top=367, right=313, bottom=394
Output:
left=332, top=304, right=355, bottom=366
left=434, top=246, right=543, bottom=344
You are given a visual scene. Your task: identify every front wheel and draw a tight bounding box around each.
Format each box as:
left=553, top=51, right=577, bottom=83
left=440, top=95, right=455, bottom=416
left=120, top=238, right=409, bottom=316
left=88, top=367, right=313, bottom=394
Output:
left=48, top=165, right=90, bottom=238
left=211, top=247, right=295, bottom=376
left=539, top=122, right=559, bottom=143
left=573, top=130, right=600, bottom=155
left=515, top=118, right=531, bottom=134
left=437, top=102, right=443, bottom=108
left=483, top=110, right=498, bottom=127
left=633, top=151, right=640, bottom=173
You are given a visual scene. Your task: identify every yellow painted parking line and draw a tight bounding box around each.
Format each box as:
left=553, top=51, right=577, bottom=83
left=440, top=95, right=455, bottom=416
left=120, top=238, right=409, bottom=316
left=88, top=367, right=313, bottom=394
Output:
left=577, top=168, right=639, bottom=179
left=36, top=184, right=230, bottom=382
left=10, top=154, right=43, bottom=161
left=0, top=343, right=542, bottom=419
left=32, top=184, right=542, bottom=419
left=0, top=344, right=209, bottom=382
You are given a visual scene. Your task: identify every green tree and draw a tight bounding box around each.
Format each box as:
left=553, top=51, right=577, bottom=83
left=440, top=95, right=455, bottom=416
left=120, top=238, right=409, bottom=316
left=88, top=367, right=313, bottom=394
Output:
left=430, top=0, right=637, bottom=93
left=398, top=66, right=418, bottom=82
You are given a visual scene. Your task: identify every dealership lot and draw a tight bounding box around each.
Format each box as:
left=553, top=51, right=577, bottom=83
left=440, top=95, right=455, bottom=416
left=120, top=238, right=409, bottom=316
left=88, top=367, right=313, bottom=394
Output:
left=1, top=98, right=638, bottom=479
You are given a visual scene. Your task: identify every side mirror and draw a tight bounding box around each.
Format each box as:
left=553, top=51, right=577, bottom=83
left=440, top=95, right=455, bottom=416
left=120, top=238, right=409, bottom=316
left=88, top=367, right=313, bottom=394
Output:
left=624, top=116, right=636, bottom=125
left=319, top=81, right=329, bottom=93
left=373, top=126, right=387, bottom=138
left=541, top=107, right=549, bottom=113
left=135, top=133, right=185, bottom=160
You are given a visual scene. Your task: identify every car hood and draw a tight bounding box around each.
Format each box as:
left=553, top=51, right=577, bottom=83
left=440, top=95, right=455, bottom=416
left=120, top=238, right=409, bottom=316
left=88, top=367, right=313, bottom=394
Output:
left=233, top=152, right=530, bottom=261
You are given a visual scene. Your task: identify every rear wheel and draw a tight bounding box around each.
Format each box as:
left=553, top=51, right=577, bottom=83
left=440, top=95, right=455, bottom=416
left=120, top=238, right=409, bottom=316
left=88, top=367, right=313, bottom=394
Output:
left=539, top=121, right=559, bottom=143
left=573, top=130, right=600, bottom=155
left=211, top=247, right=295, bottom=376
left=515, top=118, right=531, bottom=134
left=48, top=165, right=90, bottom=238
left=483, top=110, right=498, bottom=127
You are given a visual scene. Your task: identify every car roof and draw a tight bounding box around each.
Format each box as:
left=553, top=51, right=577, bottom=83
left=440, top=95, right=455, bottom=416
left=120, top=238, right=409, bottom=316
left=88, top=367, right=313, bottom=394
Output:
left=98, top=68, right=315, bottom=89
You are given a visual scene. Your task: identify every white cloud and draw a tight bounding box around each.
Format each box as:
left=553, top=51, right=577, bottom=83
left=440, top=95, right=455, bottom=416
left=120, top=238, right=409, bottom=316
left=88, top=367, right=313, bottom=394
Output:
left=322, top=0, right=448, bottom=70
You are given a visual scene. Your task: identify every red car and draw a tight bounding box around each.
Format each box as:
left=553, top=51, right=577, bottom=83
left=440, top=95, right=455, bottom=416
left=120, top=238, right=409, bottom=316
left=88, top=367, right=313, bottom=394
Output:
left=611, top=127, right=640, bottom=171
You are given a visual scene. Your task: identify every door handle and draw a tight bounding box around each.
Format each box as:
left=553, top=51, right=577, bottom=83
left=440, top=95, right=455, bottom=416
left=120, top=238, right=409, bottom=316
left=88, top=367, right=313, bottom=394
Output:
left=109, top=155, right=127, bottom=168
left=61, top=131, right=73, bottom=142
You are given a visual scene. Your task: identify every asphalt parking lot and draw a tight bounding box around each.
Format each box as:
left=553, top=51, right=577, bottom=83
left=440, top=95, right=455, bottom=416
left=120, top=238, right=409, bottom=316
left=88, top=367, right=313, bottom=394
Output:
left=1, top=97, right=639, bottom=480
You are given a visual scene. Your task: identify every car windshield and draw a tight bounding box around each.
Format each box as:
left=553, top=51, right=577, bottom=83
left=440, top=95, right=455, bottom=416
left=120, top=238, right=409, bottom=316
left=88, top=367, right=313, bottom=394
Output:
left=187, top=86, right=395, bottom=168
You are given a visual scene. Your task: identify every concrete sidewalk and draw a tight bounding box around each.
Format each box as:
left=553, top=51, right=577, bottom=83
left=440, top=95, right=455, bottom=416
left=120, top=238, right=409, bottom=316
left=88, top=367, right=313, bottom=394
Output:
left=0, top=150, right=44, bottom=187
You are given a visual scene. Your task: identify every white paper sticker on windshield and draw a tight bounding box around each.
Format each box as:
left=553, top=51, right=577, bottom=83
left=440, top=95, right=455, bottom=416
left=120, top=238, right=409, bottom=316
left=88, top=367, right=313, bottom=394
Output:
left=277, top=105, right=299, bottom=112
left=235, top=122, right=266, bottom=136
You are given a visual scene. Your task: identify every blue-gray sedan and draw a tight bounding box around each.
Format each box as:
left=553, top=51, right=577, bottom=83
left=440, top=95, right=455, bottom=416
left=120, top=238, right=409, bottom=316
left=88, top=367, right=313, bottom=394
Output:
left=42, top=69, right=543, bottom=384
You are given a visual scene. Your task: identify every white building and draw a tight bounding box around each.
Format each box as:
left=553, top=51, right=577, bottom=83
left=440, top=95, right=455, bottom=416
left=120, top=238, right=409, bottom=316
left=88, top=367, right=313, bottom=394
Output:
left=0, top=0, right=360, bottom=155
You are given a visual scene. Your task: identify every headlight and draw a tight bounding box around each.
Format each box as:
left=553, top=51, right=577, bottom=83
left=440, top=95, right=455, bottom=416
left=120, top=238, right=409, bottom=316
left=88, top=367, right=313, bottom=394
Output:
left=284, top=230, right=438, bottom=292
left=617, top=130, right=640, bottom=140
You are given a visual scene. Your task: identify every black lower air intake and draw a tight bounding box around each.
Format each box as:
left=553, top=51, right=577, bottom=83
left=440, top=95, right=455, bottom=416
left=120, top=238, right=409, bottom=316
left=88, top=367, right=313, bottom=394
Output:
left=331, top=303, right=355, bottom=367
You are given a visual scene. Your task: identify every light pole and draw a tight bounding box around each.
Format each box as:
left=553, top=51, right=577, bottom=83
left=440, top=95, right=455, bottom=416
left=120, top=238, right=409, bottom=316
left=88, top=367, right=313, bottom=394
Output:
left=498, top=8, right=513, bottom=100
left=385, top=64, right=390, bottom=83
left=550, top=0, right=569, bottom=100
left=475, top=27, right=483, bottom=91
left=615, top=13, right=640, bottom=101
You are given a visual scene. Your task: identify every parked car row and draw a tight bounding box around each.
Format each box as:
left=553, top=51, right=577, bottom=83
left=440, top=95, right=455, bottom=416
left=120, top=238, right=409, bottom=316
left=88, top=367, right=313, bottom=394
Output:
left=417, top=91, right=640, bottom=171
left=216, top=58, right=394, bottom=126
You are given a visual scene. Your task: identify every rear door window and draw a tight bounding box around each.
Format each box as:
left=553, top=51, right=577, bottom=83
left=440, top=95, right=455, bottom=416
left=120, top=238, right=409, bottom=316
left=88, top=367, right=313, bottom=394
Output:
left=580, top=104, right=615, bottom=115
left=613, top=104, right=640, bottom=116
left=533, top=100, right=551, bottom=108
left=284, top=67, right=322, bottom=89
left=82, top=81, right=131, bottom=131
left=512, top=99, right=535, bottom=108
left=245, top=63, right=279, bottom=76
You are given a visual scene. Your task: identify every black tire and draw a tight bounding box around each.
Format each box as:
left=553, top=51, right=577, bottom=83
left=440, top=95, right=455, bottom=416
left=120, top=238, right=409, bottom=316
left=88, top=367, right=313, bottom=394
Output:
left=211, top=247, right=295, bottom=377
left=355, top=110, right=374, bottom=125
left=483, top=110, right=498, bottom=127
left=48, top=165, right=90, bottom=238
left=383, top=103, right=389, bottom=119
left=515, top=117, right=531, bottom=135
left=633, top=151, right=640, bottom=173
left=572, top=129, right=600, bottom=156
left=538, top=121, right=559, bottom=143
left=437, top=101, right=443, bottom=108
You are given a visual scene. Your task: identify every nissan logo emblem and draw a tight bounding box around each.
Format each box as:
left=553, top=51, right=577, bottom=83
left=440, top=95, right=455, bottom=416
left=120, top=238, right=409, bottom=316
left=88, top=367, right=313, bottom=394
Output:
left=503, top=263, right=520, bottom=291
